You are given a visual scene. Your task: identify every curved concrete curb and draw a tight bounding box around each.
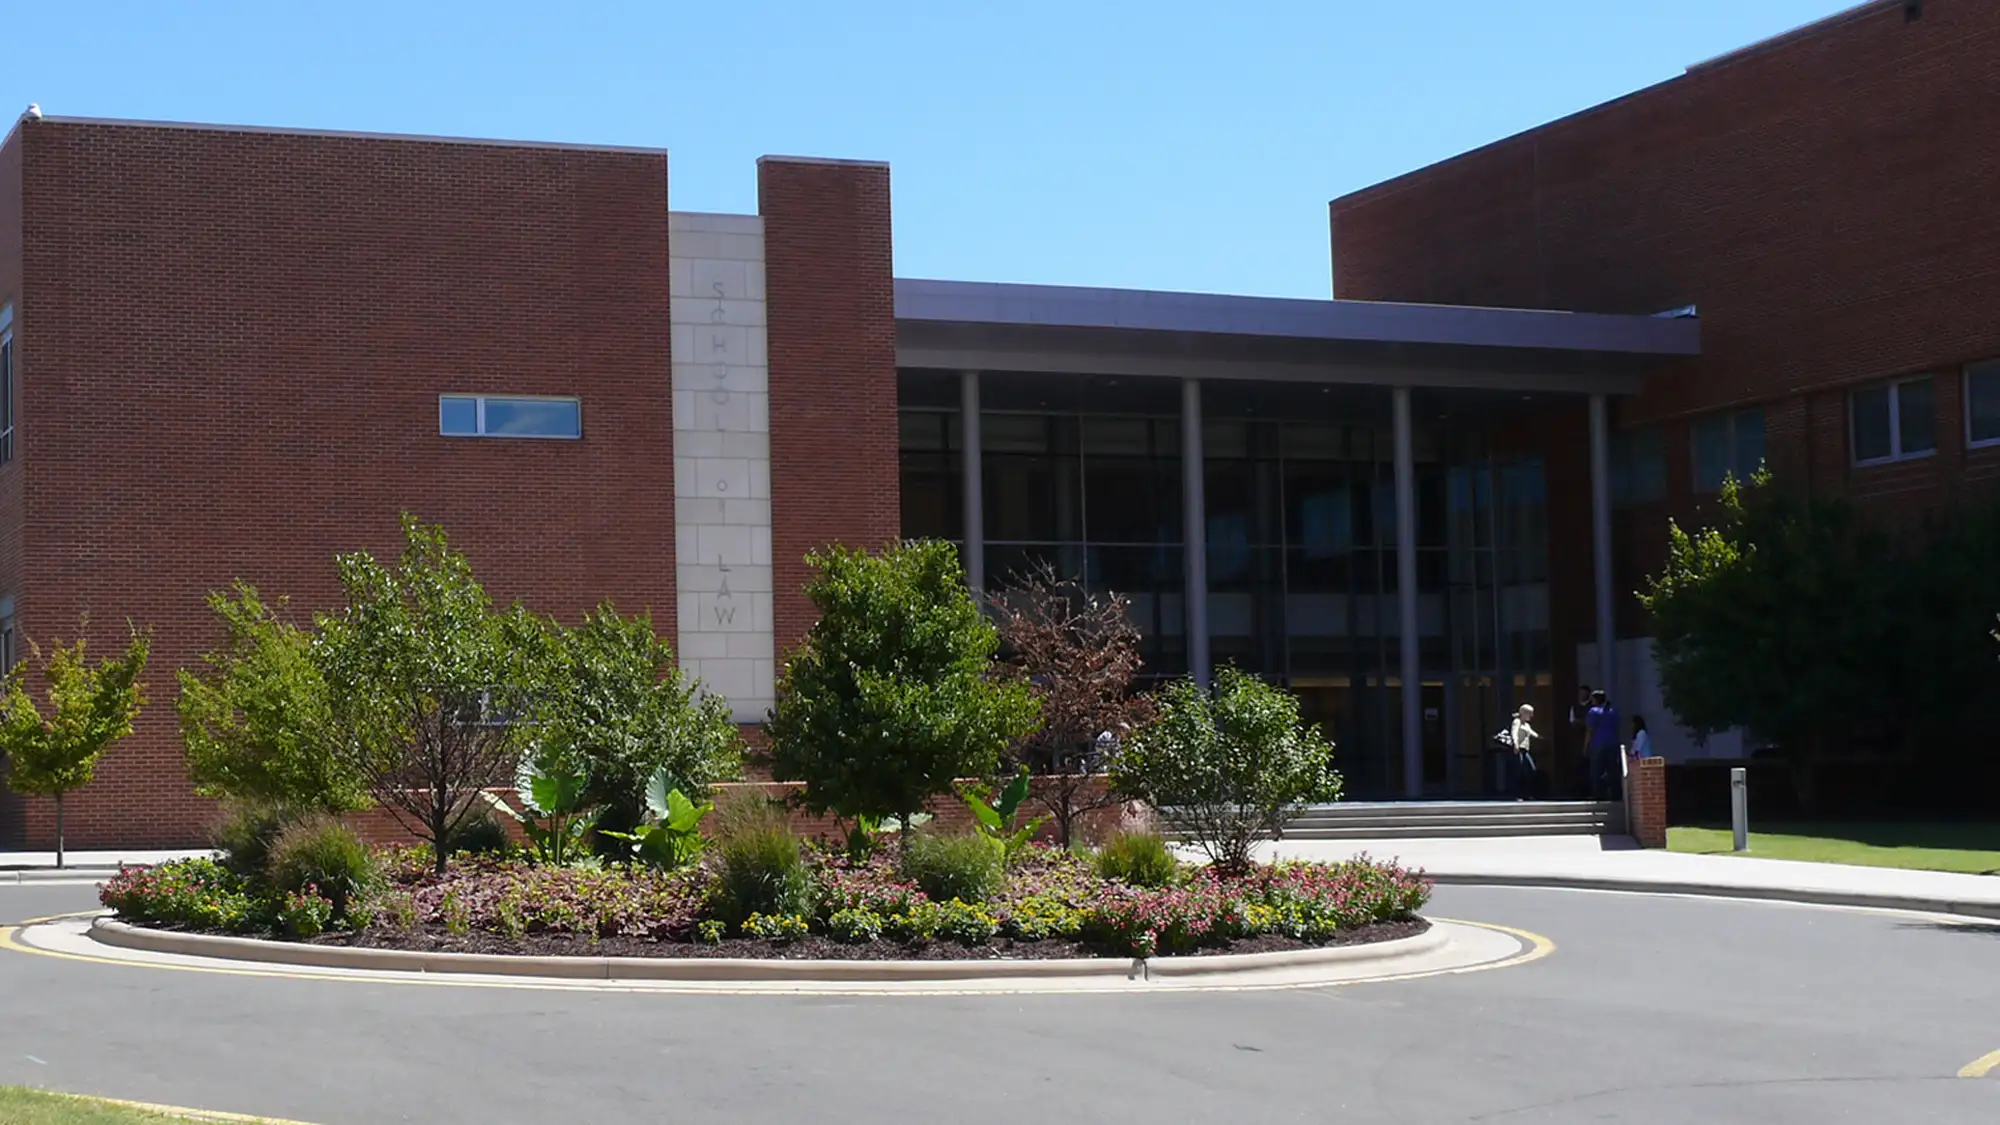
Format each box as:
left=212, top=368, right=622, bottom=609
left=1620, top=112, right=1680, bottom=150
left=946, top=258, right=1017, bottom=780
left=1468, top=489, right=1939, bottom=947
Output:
left=89, top=917, right=1448, bottom=984
left=1431, top=871, right=2000, bottom=919
left=1, top=868, right=123, bottom=884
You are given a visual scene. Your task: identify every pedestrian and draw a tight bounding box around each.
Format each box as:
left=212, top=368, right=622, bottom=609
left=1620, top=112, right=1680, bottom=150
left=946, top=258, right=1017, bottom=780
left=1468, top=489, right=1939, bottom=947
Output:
left=1629, top=714, right=1654, bottom=760
left=1506, top=704, right=1542, bottom=800
left=1569, top=683, right=1593, bottom=796
left=1584, top=689, right=1622, bottom=800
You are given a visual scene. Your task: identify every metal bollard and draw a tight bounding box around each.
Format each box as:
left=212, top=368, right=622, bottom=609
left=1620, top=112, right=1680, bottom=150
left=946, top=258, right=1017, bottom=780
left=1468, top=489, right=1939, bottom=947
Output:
left=1730, top=766, right=1749, bottom=853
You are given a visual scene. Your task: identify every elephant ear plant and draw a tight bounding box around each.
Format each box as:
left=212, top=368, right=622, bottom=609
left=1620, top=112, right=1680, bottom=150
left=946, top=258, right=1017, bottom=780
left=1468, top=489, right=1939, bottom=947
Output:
left=510, top=752, right=601, bottom=867
left=602, top=765, right=712, bottom=870
left=959, top=767, right=1048, bottom=862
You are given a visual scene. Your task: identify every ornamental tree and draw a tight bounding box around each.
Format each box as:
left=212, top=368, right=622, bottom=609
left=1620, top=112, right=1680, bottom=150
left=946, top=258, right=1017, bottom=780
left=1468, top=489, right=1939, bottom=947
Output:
left=0, top=621, right=151, bottom=868
left=527, top=603, right=741, bottom=844
left=313, top=515, right=539, bottom=874
left=990, top=561, right=1154, bottom=845
left=766, top=540, right=1040, bottom=843
left=178, top=582, right=368, bottom=817
left=1113, top=666, right=1340, bottom=875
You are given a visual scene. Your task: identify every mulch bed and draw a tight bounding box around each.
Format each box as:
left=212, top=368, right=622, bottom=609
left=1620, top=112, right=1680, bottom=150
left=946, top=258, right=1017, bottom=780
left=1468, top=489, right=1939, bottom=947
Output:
left=275, top=916, right=1428, bottom=961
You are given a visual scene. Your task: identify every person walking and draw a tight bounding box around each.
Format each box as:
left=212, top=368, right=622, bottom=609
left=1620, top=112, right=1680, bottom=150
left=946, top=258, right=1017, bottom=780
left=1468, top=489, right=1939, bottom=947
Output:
left=1584, top=689, right=1622, bottom=800
left=1506, top=704, right=1542, bottom=800
left=1568, top=684, right=1593, bottom=797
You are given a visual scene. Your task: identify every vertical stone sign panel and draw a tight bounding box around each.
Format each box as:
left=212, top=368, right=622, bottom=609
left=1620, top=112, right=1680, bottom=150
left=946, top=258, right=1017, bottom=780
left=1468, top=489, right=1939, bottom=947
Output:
left=670, top=212, right=775, bottom=721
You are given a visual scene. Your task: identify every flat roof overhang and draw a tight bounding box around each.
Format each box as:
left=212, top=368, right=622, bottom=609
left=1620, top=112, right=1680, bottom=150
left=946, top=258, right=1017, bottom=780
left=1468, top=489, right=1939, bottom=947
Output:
left=895, top=279, right=1699, bottom=396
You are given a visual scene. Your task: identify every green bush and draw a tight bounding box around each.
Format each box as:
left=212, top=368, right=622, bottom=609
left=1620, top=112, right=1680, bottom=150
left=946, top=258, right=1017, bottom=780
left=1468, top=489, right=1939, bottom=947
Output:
left=278, top=887, right=335, bottom=937
left=1094, top=831, right=1181, bottom=888
left=902, top=832, right=1004, bottom=905
left=884, top=900, right=941, bottom=942
left=98, top=857, right=264, bottom=933
left=212, top=803, right=295, bottom=882
left=826, top=907, right=884, bottom=944
left=934, top=899, right=999, bottom=945
left=447, top=809, right=512, bottom=856
left=268, top=817, right=377, bottom=919
left=709, top=797, right=817, bottom=926
left=742, top=912, right=811, bottom=942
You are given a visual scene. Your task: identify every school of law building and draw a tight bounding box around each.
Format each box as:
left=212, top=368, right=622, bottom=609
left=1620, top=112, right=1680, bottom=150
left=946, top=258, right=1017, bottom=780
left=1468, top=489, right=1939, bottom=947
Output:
left=2, top=0, right=1994, bottom=846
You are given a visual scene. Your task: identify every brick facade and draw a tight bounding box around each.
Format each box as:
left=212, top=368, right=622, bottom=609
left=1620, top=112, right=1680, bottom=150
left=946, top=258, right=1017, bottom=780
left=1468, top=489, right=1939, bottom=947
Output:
left=1331, top=0, right=2000, bottom=758
left=1626, top=757, right=1668, bottom=849
left=757, top=157, right=901, bottom=663
left=1, top=119, right=676, bottom=848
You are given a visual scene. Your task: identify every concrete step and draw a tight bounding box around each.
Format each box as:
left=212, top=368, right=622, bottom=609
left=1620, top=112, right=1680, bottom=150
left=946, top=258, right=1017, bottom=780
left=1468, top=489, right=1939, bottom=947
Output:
left=1159, top=799, right=1627, bottom=842
left=1282, top=813, right=1617, bottom=831
left=1272, top=822, right=1615, bottom=840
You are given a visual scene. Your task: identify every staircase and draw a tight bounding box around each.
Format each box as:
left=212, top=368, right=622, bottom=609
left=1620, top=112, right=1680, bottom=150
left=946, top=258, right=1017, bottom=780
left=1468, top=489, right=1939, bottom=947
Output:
left=1168, top=800, right=1626, bottom=841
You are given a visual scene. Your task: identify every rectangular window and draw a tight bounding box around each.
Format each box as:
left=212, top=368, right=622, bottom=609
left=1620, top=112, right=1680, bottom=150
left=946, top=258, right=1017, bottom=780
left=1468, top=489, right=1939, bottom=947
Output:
left=1850, top=376, right=1934, bottom=465
left=1611, top=427, right=1666, bottom=506
left=438, top=395, right=581, bottom=439
left=1691, top=408, right=1765, bottom=492
left=0, top=614, right=13, bottom=673
left=0, top=326, right=13, bottom=465
left=1966, top=361, right=2000, bottom=448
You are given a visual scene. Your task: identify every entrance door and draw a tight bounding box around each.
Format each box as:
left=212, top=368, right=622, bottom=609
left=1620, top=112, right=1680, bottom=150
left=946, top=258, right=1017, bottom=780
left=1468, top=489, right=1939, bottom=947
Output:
left=1421, top=682, right=1447, bottom=792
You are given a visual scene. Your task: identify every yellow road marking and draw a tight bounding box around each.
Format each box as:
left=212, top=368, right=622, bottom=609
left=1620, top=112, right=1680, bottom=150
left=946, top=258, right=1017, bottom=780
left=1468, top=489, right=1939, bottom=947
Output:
left=1958, top=1048, right=2000, bottom=1078
left=0, top=913, right=1553, bottom=997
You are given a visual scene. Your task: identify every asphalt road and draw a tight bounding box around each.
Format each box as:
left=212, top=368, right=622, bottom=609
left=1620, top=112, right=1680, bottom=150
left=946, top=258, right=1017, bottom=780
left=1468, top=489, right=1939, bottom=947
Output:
left=3, top=882, right=1997, bottom=1124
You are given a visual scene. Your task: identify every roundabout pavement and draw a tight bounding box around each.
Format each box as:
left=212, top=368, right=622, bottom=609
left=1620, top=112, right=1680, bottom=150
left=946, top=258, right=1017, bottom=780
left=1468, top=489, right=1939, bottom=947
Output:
left=2, top=880, right=1998, bottom=1123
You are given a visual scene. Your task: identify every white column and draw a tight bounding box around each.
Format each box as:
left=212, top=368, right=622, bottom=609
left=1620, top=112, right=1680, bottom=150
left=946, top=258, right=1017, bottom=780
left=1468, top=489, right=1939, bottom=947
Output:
left=1589, top=393, right=1617, bottom=701
left=1393, top=387, right=1422, bottom=798
left=1181, top=378, right=1210, bottom=686
left=960, top=370, right=984, bottom=593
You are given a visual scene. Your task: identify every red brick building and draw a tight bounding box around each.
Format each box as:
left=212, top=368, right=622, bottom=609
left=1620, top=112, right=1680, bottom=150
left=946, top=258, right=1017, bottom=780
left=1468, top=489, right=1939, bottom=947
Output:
left=18, top=4, right=1982, bottom=846
left=1333, top=0, right=2000, bottom=763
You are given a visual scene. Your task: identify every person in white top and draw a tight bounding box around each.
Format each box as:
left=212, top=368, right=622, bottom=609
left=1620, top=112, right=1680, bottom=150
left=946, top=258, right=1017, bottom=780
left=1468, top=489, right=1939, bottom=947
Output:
left=1507, top=704, right=1542, bottom=799
left=1630, top=715, right=1654, bottom=760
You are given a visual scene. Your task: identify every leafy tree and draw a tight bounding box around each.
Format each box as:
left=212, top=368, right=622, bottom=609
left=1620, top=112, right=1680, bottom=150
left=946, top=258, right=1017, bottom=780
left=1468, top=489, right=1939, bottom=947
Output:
left=313, top=515, right=538, bottom=874
left=990, top=561, right=1154, bottom=845
left=0, top=621, right=151, bottom=868
left=1639, top=472, right=1897, bottom=803
left=1112, top=666, right=1341, bottom=875
left=766, top=540, right=1040, bottom=843
left=530, top=604, right=740, bottom=842
left=178, top=583, right=367, bottom=816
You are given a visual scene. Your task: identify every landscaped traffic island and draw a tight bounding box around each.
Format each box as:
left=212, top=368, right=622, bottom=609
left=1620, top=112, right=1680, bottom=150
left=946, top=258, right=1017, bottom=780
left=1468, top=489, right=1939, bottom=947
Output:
left=99, top=831, right=1430, bottom=963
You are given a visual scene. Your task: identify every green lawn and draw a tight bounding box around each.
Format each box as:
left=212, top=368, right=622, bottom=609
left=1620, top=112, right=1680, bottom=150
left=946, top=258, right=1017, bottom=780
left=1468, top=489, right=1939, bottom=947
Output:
left=0, top=1086, right=295, bottom=1124
left=1669, top=822, right=2000, bottom=875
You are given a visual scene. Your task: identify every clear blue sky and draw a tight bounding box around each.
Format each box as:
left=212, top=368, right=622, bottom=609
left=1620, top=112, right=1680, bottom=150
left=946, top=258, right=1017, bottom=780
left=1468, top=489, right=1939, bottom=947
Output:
left=3, top=0, right=1852, bottom=299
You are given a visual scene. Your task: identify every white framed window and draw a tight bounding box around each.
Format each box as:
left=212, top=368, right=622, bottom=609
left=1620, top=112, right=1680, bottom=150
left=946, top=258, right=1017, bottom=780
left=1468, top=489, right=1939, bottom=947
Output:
left=439, top=395, right=581, bottom=440
left=1690, top=408, right=1764, bottom=492
left=1850, top=376, right=1935, bottom=465
left=0, top=313, right=13, bottom=466
left=1966, top=361, right=2000, bottom=449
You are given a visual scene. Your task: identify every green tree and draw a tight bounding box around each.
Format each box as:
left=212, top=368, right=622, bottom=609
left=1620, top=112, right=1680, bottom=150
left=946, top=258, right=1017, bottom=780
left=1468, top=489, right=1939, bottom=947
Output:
left=313, top=515, right=538, bottom=874
left=766, top=540, right=1040, bottom=842
left=1639, top=472, right=1897, bottom=803
left=1112, top=666, right=1341, bottom=875
left=0, top=621, right=151, bottom=868
left=178, top=582, right=367, bottom=816
left=530, top=604, right=741, bottom=842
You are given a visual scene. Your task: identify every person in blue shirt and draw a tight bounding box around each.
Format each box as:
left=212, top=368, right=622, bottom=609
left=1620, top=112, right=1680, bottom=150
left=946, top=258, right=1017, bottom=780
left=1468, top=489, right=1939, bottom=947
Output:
left=1584, top=689, right=1622, bottom=800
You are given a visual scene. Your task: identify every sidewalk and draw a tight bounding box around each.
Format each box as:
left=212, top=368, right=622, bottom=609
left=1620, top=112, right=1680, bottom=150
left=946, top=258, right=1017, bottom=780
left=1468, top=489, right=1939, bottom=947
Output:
left=0, top=849, right=210, bottom=882
left=1233, top=835, right=2000, bottom=918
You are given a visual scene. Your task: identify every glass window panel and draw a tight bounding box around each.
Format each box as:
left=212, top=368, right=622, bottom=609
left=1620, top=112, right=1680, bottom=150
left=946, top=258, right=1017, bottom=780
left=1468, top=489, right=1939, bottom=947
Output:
left=483, top=397, right=580, bottom=438
left=1084, top=457, right=1180, bottom=543
left=1851, top=386, right=1893, bottom=463
left=1613, top=427, right=1667, bottom=505
left=1970, top=363, right=2000, bottom=446
left=1691, top=415, right=1730, bottom=490
left=1286, top=467, right=1355, bottom=557
left=1896, top=378, right=1935, bottom=455
left=1082, top=417, right=1152, bottom=456
left=440, top=396, right=478, bottom=436
left=1204, top=419, right=1250, bottom=458
left=983, top=452, right=1082, bottom=542
left=898, top=452, right=960, bottom=541
left=1732, top=409, right=1765, bottom=479
left=899, top=411, right=946, bottom=451
left=1283, top=423, right=1348, bottom=461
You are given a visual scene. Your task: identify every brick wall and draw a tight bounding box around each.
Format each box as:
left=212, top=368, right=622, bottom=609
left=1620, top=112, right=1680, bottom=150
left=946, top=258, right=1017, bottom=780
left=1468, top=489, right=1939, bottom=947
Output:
left=1626, top=757, right=1668, bottom=848
left=757, top=157, right=900, bottom=662
left=5, top=119, right=675, bottom=849
left=0, top=125, right=23, bottom=837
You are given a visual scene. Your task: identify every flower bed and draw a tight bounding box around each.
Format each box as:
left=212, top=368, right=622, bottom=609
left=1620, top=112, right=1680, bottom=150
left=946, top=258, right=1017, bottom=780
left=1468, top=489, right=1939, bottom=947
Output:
left=100, top=845, right=1431, bottom=961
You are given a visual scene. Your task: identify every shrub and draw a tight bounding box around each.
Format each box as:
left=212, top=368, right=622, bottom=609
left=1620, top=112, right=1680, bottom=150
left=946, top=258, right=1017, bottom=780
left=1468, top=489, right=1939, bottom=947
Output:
left=766, top=541, right=1040, bottom=834
left=742, top=912, right=811, bottom=942
left=697, top=919, right=726, bottom=945
left=278, top=887, right=335, bottom=937
left=372, top=889, right=419, bottom=930
left=708, top=797, right=817, bottom=926
left=268, top=817, right=377, bottom=919
left=212, top=802, right=295, bottom=882
left=99, top=858, right=262, bottom=933
left=902, top=832, right=1004, bottom=905
left=1114, top=667, right=1341, bottom=874
left=999, top=894, right=1086, bottom=942
left=884, top=900, right=941, bottom=943
left=1094, top=831, right=1180, bottom=888
left=447, top=809, right=512, bottom=857
left=934, top=899, right=999, bottom=945
left=826, top=907, right=884, bottom=944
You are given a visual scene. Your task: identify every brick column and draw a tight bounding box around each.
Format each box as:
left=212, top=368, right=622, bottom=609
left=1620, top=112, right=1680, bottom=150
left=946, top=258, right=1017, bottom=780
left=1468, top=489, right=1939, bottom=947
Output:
left=1627, top=756, right=1668, bottom=848
left=757, top=156, right=900, bottom=662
